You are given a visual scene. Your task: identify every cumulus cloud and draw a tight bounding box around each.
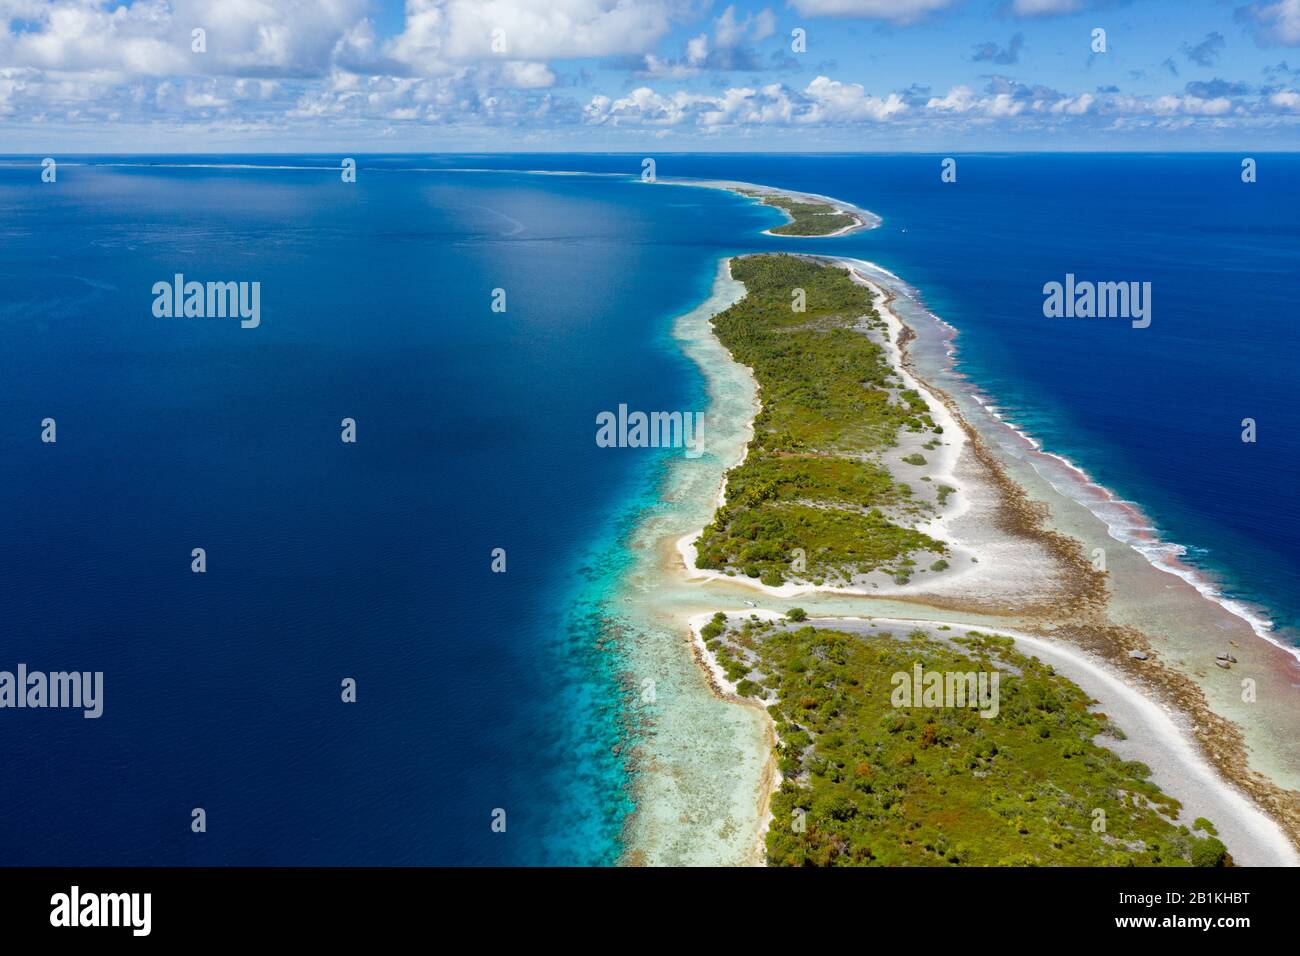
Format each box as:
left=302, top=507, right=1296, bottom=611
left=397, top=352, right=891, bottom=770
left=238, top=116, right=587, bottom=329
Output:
left=0, top=0, right=681, bottom=90
left=1149, top=92, right=1234, bottom=114
left=387, top=0, right=679, bottom=72
left=920, top=81, right=1278, bottom=121
left=0, top=0, right=369, bottom=78
left=1050, top=92, right=1094, bottom=114
left=1236, top=1, right=1300, bottom=46
left=583, top=75, right=906, bottom=127
left=713, top=5, right=776, bottom=47
left=803, top=75, right=907, bottom=120
left=926, top=84, right=1031, bottom=116
left=291, top=67, right=574, bottom=125
left=627, top=4, right=776, bottom=78
left=925, top=85, right=978, bottom=113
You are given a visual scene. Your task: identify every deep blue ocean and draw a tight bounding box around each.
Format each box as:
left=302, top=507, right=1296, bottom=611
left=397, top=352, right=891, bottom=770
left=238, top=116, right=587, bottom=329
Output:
left=1, top=154, right=1296, bottom=865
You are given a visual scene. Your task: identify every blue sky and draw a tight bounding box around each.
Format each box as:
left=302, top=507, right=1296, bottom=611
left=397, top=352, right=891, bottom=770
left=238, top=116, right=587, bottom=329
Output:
left=2, top=0, right=1299, bottom=151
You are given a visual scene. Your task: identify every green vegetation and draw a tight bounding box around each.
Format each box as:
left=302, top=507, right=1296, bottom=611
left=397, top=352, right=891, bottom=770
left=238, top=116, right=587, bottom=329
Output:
left=702, top=616, right=1223, bottom=866
left=733, top=189, right=860, bottom=236
left=1190, top=836, right=1228, bottom=867
left=901, top=453, right=927, bottom=466
left=787, top=607, right=807, bottom=622
left=694, top=255, right=946, bottom=586
left=764, top=198, right=857, bottom=236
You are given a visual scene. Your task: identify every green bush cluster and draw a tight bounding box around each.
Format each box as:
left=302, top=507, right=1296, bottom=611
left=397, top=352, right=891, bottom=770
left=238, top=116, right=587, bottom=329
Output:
left=708, top=617, right=1221, bottom=866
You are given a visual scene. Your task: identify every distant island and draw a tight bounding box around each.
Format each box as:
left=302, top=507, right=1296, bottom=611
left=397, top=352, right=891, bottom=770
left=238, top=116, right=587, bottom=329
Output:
left=735, top=190, right=863, bottom=237
left=663, top=178, right=876, bottom=238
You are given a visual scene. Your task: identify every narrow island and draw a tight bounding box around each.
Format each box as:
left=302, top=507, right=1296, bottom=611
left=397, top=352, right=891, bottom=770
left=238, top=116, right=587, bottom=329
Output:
left=693, top=255, right=949, bottom=589
left=735, top=189, right=862, bottom=236
left=663, top=178, right=875, bottom=237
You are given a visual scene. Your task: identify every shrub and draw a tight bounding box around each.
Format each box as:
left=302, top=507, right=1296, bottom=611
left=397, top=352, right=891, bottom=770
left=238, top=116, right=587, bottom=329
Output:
left=1190, top=836, right=1227, bottom=867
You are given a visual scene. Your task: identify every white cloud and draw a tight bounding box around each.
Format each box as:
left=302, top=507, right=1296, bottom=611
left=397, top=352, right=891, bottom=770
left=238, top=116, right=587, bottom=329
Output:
left=290, top=67, right=565, bottom=124
left=584, top=86, right=693, bottom=125
left=634, top=5, right=774, bottom=78
left=1236, top=0, right=1300, bottom=46
left=584, top=75, right=906, bottom=127
left=686, top=33, right=709, bottom=64
left=1149, top=93, right=1233, bottom=115
left=387, top=0, right=678, bottom=72
left=985, top=92, right=1024, bottom=116
left=0, top=0, right=585, bottom=113
left=925, top=84, right=1050, bottom=117
left=923, top=85, right=1241, bottom=120
left=1050, top=92, right=1094, bottom=114
left=639, top=53, right=699, bottom=79
left=0, top=0, right=368, bottom=77
left=638, top=30, right=709, bottom=79
left=1270, top=89, right=1300, bottom=108
left=926, top=84, right=977, bottom=112
left=714, top=5, right=775, bottom=47
left=803, top=75, right=907, bottom=121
